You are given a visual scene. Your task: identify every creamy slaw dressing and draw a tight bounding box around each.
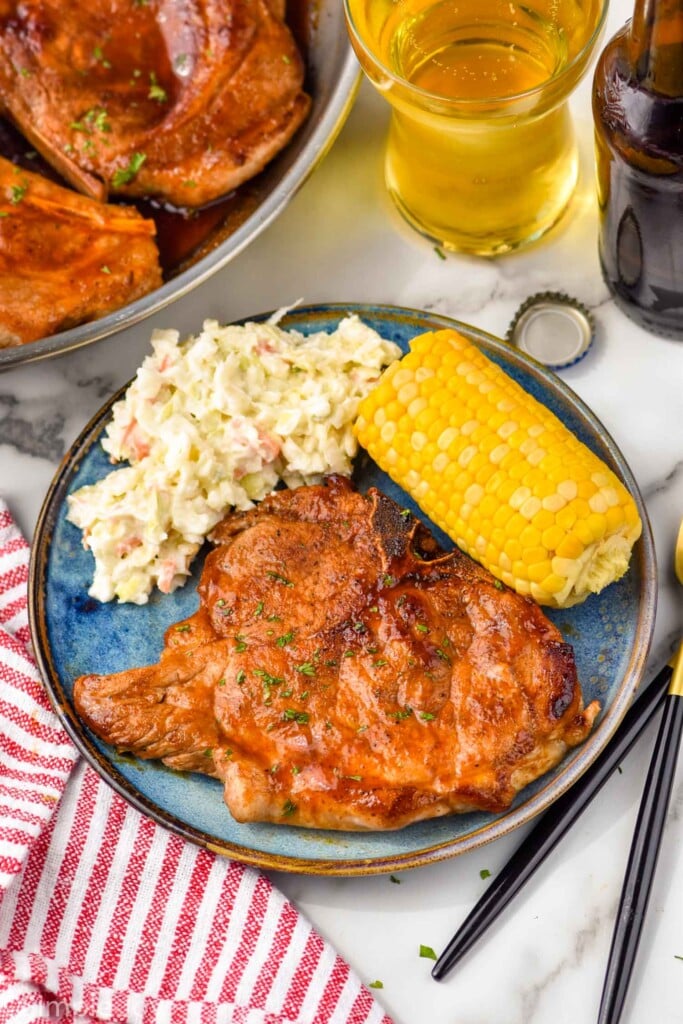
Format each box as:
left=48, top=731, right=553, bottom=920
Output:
left=67, top=315, right=401, bottom=604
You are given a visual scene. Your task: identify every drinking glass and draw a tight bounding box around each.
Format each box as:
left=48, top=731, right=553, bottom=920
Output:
left=344, top=0, right=608, bottom=256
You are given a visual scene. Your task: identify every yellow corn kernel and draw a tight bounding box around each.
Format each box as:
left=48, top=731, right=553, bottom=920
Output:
left=354, top=328, right=642, bottom=608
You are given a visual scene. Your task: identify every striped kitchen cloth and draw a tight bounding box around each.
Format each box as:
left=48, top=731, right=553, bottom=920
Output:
left=0, top=500, right=393, bottom=1024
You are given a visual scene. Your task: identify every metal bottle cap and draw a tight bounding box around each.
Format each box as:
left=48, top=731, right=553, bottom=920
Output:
left=507, top=292, right=595, bottom=370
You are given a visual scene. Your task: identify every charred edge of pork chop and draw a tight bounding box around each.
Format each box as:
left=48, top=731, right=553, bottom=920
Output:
left=73, top=477, right=600, bottom=831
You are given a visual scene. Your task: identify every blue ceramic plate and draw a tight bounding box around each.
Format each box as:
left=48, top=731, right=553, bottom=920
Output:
left=29, top=303, right=657, bottom=875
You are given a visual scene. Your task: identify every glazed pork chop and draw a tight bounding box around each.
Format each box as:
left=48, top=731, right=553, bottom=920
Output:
left=0, top=0, right=310, bottom=208
left=75, top=478, right=600, bottom=831
left=0, top=156, right=161, bottom=347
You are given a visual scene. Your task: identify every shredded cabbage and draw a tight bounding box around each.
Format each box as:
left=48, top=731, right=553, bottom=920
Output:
left=66, top=314, right=401, bottom=604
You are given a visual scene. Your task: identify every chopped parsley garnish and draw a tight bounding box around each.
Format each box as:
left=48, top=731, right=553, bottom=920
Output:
left=111, top=152, right=147, bottom=187
left=493, top=579, right=504, bottom=590
left=291, top=765, right=301, bottom=775
left=400, top=508, right=411, bottom=518
left=203, top=748, right=213, bottom=758
left=276, top=630, right=294, bottom=647
left=217, top=677, right=226, bottom=687
left=373, top=659, right=387, bottom=668
left=282, top=799, right=297, bottom=816
left=267, top=570, right=294, bottom=587
left=420, top=711, right=436, bottom=721
left=253, top=669, right=284, bottom=686
left=100, top=265, right=111, bottom=274
left=236, top=669, right=246, bottom=685
left=344, top=774, right=362, bottom=781
left=92, top=45, right=112, bottom=68
left=234, top=635, right=247, bottom=653
left=343, top=650, right=355, bottom=658
left=382, top=575, right=395, bottom=587
left=10, top=183, right=27, bottom=204
left=352, top=621, right=366, bottom=633
left=148, top=71, right=167, bottom=102
left=419, top=944, right=437, bottom=960
left=415, top=623, right=430, bottom=634
left=254, top=601, right=264, bottom=617
left=295, top=662, right=315, bottom=676
left=282, top=709, right=310, bottom=724
left=175, top=624, right=190, bottom=632
left=389, top=706, right=413, bottom=722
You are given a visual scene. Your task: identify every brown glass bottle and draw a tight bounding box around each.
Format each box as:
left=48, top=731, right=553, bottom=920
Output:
left=592, top=0, right=683, bottom=339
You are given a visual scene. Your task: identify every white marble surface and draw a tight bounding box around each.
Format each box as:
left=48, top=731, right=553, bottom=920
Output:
left=3, top=0, right=683, bottom=1020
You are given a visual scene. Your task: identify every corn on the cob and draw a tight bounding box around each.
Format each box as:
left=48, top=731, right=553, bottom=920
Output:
left=355, top=328, right=642, bottom=608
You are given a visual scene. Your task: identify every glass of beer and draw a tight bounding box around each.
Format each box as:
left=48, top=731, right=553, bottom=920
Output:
left=344, top=0, right=607, bottom=256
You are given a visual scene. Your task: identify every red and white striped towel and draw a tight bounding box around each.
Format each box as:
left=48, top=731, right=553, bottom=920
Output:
left=0, top=501, right=393, bottom=1024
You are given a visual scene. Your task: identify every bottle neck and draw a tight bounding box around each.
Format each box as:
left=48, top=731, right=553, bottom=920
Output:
left=628, top=0, right=683, bottom=94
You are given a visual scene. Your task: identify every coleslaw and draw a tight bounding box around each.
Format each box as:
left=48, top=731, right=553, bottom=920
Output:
left=66, top=314, right=401, bottom=604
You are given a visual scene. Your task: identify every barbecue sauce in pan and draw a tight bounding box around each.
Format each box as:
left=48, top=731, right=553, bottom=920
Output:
left=0, top=0, right=311, bottom=277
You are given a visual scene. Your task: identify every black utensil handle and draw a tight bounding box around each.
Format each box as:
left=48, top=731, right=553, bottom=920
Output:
left=432, top=663, right=673, bottom=982
left=597, top=690, right=683, bottom=1024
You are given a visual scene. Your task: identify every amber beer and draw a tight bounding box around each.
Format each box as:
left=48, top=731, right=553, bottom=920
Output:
left=345, top=0, right=606, bottom=255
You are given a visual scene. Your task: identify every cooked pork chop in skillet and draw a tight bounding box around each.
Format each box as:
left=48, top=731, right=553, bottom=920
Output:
left=75, top=477, right=599, bottom=831
left=0, top=155, right=161, bottom=347
left=0, top=0, right=310, bottom=208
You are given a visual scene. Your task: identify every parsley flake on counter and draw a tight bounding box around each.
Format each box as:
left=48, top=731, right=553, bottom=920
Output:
left=389, top=875, right=402, bottom=884
left=368, top=980, right=384, bottom=989
left=480, top=868, right=491, bottom=880
left=419, top=944, right=437, bottom=961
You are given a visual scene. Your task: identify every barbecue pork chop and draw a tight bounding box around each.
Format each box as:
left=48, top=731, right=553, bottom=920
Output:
left=0, top=0, right=310, bottom=208
left=0, top=155, right=161, bottom=347
left=75, top=477, right=600, bottom=831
